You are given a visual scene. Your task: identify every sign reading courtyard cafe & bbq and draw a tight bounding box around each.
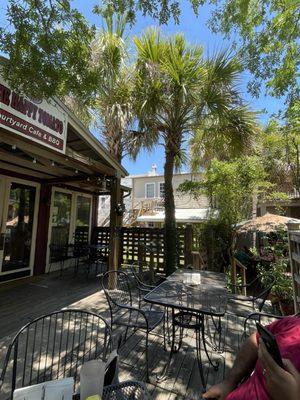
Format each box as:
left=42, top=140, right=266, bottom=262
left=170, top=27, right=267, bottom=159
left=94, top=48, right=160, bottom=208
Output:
left=0, top=75, right=68, bottom=154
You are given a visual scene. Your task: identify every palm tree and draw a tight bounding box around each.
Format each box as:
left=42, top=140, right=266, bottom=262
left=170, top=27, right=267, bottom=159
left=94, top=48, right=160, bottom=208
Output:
left=65, top=6, right=134, bottom=162
left=133, top=30, right=258, bottom=275
left=91, top=6, right=135, bottom=162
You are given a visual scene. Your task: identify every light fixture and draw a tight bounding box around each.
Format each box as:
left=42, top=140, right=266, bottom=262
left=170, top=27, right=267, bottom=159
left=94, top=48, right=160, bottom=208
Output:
left=32, top=158, right=37, bottom=164
left=87, top=177, right=90, bottom=182
left=51, top=160, right=55, bottom=167
left=75, top=169, right=78, bottom=174
left=100, top=178, right=107, bottom=191
left=12, top=145, right=16, bottom=150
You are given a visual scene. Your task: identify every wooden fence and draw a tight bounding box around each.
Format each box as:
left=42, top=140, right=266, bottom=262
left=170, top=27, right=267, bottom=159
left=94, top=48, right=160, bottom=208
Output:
left=92, top=226, right=194, bottom=272
left=288, top=224, right=300, bottom=313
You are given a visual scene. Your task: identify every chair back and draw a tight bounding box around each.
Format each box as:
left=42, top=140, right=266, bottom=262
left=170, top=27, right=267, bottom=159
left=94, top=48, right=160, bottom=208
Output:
left=129, top=263, right=145, bottom=286
left=100, top=271, right=133, bottom=318
left=49, top=244, right=68, bottom=262
left=128, top=263, right=154, bottom=286
left=0, top=309, right=111, bottom=400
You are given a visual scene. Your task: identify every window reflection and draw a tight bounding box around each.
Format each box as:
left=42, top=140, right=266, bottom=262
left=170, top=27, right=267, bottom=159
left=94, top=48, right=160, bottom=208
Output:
left=51, top=192, right=72, bottom=245
left=3, top=183, right=36, bottom=271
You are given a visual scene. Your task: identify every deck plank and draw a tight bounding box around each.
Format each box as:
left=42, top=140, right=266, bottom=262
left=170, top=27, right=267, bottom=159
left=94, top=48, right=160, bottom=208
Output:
left=0, top=270, right=278, bottom=400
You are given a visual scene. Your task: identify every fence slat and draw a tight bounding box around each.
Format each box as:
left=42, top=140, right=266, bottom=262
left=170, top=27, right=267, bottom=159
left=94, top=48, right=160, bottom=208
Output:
left=92, top=226, right=188, bottom=272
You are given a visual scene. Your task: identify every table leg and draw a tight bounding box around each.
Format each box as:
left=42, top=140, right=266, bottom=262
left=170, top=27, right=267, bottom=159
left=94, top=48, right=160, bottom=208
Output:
left=196, top=314, right=207, bottom=392
left=210, top=316, right=223, bottom=353
left=157, top=308, right=176, bottom=382
left=201, top=315, right=219, bottom=371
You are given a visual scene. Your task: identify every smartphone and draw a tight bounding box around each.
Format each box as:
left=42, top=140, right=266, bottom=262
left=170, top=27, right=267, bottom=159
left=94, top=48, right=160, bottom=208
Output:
left=256, top=322, right=284, bottom=368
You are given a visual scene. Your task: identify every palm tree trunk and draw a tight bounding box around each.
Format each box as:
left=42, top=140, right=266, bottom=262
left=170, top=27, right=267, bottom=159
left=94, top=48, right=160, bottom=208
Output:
left=164, top=143, right=177, bottom=275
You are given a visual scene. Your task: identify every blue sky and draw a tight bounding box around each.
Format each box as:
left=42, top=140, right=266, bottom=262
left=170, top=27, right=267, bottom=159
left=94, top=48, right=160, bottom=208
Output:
left=0, top=1, right=284, bottom=175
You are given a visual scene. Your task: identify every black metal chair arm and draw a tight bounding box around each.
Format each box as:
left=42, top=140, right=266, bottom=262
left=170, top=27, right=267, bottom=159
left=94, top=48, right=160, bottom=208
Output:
left=137, top=285, right=153, bottom=294
left=246, top=311, right=285, bottom=320
left=228, top=295, right=254, bottom=302
left=227, top=277, right=259, bottom=289
left=243, top=311, right=284, bottom=334
left=138, top=282, right=156, bottom=290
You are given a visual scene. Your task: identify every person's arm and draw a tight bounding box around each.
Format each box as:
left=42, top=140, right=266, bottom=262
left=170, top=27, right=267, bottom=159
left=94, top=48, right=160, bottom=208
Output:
left=258, top=339, right=300, bottom=400
left=203, top=333, right=258, bottom=399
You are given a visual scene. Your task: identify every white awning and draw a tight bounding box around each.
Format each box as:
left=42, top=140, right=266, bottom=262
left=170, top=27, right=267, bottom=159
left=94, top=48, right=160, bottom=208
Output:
left=136, top=208, right=215, bottom=224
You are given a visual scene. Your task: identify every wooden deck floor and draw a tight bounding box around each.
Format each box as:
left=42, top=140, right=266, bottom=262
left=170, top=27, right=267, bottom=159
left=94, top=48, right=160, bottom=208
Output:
left=0, top=270, right=261, bottom=399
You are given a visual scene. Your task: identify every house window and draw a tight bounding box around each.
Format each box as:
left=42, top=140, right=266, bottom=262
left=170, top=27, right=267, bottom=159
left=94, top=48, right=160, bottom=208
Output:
left=159, top=182, right=165, bottom=198
left=145, top=183, right=155, bottom=198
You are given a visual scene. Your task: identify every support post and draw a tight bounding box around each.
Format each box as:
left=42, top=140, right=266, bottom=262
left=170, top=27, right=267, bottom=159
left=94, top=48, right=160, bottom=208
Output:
left=287, top=222, right=300, bottom=314
left=108, top=175, right=122, bottom=288
left=184, top=224, right=193, bottom=267
left=231, top=258, right=237, bottom=294
left=34, top=184, right=52, bottom=275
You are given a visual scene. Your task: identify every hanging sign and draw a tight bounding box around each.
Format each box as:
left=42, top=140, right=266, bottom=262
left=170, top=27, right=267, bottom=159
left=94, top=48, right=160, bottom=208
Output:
left=0, top=76, right=68, bottom=154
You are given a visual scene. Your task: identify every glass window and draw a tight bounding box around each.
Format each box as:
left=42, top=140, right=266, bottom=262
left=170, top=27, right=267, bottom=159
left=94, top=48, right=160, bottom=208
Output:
left=76, top=196, right=91, bottom=227
left=75, top=196, right=91, bottom=244
left=51, top=191, right=72, bottom=245
left=2, top=183, right=36, bottom=272
left=159, top=183, right=165, bottom=198
left=145, top=183, right=155, bottom=198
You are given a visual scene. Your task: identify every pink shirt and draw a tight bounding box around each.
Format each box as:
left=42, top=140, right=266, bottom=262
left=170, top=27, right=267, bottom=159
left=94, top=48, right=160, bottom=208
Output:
left=226, top=315, right=300, bottom=400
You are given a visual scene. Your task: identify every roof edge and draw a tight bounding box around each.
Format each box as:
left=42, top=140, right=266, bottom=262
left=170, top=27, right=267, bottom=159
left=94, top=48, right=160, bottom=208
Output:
left=55, top=98, right=128, bottom=177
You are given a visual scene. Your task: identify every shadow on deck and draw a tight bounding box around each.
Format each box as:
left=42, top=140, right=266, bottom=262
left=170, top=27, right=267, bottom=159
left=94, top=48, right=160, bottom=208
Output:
left=0, top=270, right=273, bottom=399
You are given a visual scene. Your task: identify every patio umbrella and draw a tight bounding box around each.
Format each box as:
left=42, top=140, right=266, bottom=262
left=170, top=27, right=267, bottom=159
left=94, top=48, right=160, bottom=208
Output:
left=236, top=213, right=300, bottom=233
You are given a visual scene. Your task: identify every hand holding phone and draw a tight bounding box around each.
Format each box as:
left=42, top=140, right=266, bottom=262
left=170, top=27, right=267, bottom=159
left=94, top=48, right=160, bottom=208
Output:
left=256, top=323, right=284, bottom=368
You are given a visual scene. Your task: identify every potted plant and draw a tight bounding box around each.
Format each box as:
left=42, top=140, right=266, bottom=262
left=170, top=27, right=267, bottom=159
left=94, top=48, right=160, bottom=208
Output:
left=258, top=258, right=294, bottom=315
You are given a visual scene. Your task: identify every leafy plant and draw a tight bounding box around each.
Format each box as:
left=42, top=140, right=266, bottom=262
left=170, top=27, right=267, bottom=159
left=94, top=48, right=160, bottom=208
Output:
left=258, top=227, right=293, bottom=301
left=179, top=156, right=272, bottom=267
left=193, top=220, right=233, bottom=271
left=260, top=225, right=289, bottom=259
left=226, top=269, right=243, bottom=294
left=258, top=259, right=293, bottom=301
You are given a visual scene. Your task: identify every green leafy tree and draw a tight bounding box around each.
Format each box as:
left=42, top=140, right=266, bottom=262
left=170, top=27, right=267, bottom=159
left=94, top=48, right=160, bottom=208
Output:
left=2, top=1, right=299, bottom=103
left=179, top=156, right=271, bottom=268
left=208, top=0, right=300, bottom=100
left=262, top=102, right=300, bottom=194
left=0, top=0, right=97, bottom=101
left=132, top=29, right=258, bottom=274
left=181, top=157, right=269, bottom=228
left=109, top=0, right=300, bottom=100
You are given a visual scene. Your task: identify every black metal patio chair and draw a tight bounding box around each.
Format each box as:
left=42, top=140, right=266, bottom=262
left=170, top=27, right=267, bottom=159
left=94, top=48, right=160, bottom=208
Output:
left=72, top=242, right=89, bottom=275
left=124, top=263, right=156, bottom=307
left=226, top=276, right=276, bottom=317
left=100, top=270, right=165, bottom=382
left=73, top=380, right=150, bottom=400
left=0, top=309, right=112, bottom=400
left=48, top=243, right=70, bottom=276
left=241, top=311, right=300, bottom=342
left=88, top=247, right=108, bottom=277
left=102, top=380, right=150, bottom=399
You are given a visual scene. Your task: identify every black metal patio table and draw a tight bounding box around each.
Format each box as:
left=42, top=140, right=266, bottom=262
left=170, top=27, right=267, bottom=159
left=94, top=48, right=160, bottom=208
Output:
left=144, top=269, right=228, bottom=390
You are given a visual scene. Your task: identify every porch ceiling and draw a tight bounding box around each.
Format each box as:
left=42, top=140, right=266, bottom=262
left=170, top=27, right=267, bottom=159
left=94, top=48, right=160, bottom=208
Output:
left=0, top=129, right=114, bottom=194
